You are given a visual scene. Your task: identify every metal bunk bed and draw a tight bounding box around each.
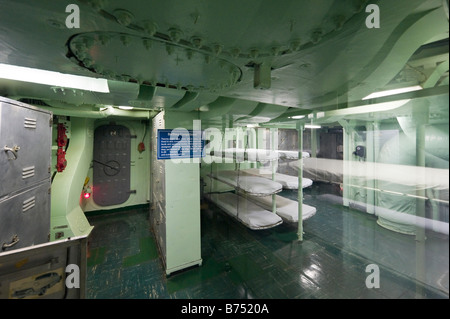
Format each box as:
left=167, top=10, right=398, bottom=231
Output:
left=205, top=147, right=284, bottom=230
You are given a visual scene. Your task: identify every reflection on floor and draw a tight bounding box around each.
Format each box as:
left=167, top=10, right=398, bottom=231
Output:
left=86, top=184, right=449, bottom=299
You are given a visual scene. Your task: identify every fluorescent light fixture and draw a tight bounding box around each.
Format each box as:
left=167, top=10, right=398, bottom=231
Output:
left=305, top=124, right=321, bottom=129
left=289, top=115, right=305, bottom=119
left=362, top=85, right=422, bottom=100
left=0, top=63, right=109, bottom=93
left=246, top=124, right=259, bottom=128
left=118, top=106, right=134, bottom=110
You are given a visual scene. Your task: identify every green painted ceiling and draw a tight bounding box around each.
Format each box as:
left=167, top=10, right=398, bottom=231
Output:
left=0, top=0, right=448, bottom=125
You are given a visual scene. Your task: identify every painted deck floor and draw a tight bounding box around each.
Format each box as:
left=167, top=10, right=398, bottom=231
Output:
left=85, top=184, right=449, bottom=299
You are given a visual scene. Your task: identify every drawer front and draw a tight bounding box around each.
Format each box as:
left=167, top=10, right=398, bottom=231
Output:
left=0, top=182, right=51, bottom=252
left=0, top=101, right=52, bottom=197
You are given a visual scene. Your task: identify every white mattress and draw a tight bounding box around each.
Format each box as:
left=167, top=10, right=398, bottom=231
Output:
left=207, top=193, right=283, bottom=230
left=211, top=148, right=279, bottom=163
left=210, top=148, right=310, bottom=162
left=247, top=195, right=317, bottom=223
left=241, top=168, right=313, bottom=189
left=276, top=150, right=310, bottom=160
left=208, top=170, right=283, bottom=196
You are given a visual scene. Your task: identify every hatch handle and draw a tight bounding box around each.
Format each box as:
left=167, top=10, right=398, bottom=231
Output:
left=4, top=145, right=20, bottom=160
left=2, top=234, right=20, bottom=250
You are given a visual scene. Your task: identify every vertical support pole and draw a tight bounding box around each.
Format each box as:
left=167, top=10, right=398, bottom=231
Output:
left=414, top=106, right=428, bottom=298
left=366, top=122, right=378, bottom=214
left=311, top=127, right=317, bottom=158
left=271, top=128, right=278, bottom=214
left=340, top=120, right=351, bottom=207
left=297, top=123, right=304, bottom=241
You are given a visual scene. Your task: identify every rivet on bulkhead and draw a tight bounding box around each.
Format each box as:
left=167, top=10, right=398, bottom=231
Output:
left=249, top=48, right=259, bottom=59
left=120, top=35, right=131, bottom=47
left=168, top=27, right=183, bottom=43
left=83, top=58, right=93, bottom=68
left=212, top=44, right=223, bottom=56
left=76, top=50, right=87, bottom=60
left=333, top=15, right=346, bottom=31
left=218, top=60, right=227, bottom=69
left=143, top=39, right=152, bottom=50
left=289, top=39, right=301, bottom=52
left=89, top=0, right=108, bottom=11
left=191, top=36, right=203, bottom=49
left=99, top=34, right=111, bottom=45
left=114, top=9, right=134, bottom=26
left=94, top=65, right=104, bottom=74
left=311, top=29, right=323, bottom=44
left=186, top=49, right=194, bottom=60
left=142, top=21, right=158, bottom=36
left=166, top=44, right=174, bottom=55
left=353, top=0, right=368, bottom=13
left=230, top=48, right=240, bottom=58
left=271, top=46, right=281, bottom=56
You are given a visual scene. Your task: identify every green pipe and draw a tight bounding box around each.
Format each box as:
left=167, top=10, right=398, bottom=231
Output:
left=34, top=105, right=157, bottom=119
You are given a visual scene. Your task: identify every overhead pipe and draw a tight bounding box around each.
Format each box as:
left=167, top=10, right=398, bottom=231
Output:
left=30, top=104, right=158, bottom=119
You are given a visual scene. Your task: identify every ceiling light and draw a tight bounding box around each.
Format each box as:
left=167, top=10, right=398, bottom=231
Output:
left=305, top=124, right=321, bottom=129
left=362, top=85, right=422, bottom=100
left=0, top=63, right=110, bottom=93
left=289, top=115, right=305, bottom=119
left=118, top=106, right=134, bottom=110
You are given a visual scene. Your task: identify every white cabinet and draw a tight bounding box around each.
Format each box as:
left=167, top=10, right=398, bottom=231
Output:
left=150, top=111, right=202, bottom=275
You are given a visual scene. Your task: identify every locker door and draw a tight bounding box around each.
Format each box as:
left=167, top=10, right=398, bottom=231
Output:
left=0, top=100, right=52, bottom=198
left=93, top=125, right=131, bottom=206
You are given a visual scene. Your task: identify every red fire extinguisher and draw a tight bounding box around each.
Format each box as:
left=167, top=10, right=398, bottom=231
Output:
left=56, top=123, right=67, bottom=172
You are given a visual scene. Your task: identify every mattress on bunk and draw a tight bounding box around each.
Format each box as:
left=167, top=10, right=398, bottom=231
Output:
left=242, top=168, right=313, bottom=189
left=208, top=193, right=283, bottom=230
left=276, top=150, right=310, bottom=160
left=209, top=170, right=283, bottom=196
left=248, top=195, right=317, bottom=223
left=302, top=157, right=343, bottom=184
left=211, top=148, right=279, bottom=163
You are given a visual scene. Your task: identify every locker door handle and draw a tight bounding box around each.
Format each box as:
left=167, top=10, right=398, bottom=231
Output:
left=4, top=145, right=20, bottom=160
left=2, top=234, right=20, bottom=250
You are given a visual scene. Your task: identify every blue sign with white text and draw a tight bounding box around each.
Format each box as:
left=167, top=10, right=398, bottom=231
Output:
left=157, top=129, right=204, bottom=160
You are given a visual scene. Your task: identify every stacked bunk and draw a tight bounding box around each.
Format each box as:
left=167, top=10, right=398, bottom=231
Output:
left=239, top=168, right=313, bottom=190
left=206, top=169, right=284, bottom=229
left=246, top=194, right=316, bottom=223
left=206, top=192, right=283, bottom=230
left=205, top=148, right=317, bottom=229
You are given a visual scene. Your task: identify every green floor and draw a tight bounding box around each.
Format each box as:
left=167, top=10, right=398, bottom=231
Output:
left=85, top=184, right=449, bottom=299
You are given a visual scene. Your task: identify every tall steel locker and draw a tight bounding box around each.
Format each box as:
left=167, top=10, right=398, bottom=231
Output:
left=0, top=97, right=52, bottom=252
left=150, top=111, right=202, bottom=275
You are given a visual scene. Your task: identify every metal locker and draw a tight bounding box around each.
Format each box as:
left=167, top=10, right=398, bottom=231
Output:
left=0, top=181, right=51, bottom=251
left=0, top=97, right=52, bottom=198
left=0, top=97, right=52, bottom=252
